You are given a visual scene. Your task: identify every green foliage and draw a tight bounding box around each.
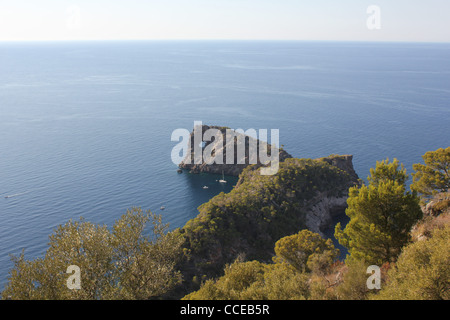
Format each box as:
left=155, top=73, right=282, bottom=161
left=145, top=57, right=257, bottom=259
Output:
left=2, top=208, right=184, bottom=300
left=273, top=229, right=339, bottom=274
left=368, top=158, right=408, bottom=186
left=183, top=260, right=266, bottom=300
left=183, top=230, right=339, bottom=300
left=183, top=259, right=310, bottom=300
left=334, top=258, right=372, bottom=300
left=375, top=225, right=450, bottom=300
left=433, top=198, right=450, bottom=213
left=335, top=158, right=423, bottom=265
left=185, top=151, right=447, bottom=301
left=411, top=147, right=450, bottom=196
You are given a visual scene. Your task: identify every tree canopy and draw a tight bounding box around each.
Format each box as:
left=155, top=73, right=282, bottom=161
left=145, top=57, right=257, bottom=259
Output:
left=375, top=225, right=450, bottom=300
left=411, top=147, right=450, bottom=196
left=2, top=208, right=184, bottom=300
left=183, top=229, right=338, bottom=300
left=273, top=229, right=339, bottom=274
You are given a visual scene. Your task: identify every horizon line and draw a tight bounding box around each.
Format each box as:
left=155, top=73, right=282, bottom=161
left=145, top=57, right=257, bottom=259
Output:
left=0, top=38, right=449, bottom=44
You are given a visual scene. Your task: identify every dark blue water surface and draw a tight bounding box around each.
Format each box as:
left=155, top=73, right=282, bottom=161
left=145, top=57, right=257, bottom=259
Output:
left=0, top=41, right=449, bottom=289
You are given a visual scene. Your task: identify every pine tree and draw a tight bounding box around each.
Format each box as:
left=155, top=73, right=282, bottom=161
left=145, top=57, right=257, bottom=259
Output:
left=335, top=159, right=422, bottom=265
left=411, top=147, right=450, bottom=196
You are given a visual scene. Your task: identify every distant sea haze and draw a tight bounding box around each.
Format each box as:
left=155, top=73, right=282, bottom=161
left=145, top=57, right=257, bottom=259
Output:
left=0, top=41, right=449, bottom=289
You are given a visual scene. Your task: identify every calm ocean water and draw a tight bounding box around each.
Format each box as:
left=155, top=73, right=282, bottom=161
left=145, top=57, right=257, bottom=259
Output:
left=0, top=41, right=449, bottom=289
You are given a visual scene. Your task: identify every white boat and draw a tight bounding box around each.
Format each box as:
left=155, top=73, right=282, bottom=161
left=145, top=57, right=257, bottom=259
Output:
left=160, top=206, right=165, bottom=210
left=219, top=171, right=227, bottom=184
left=203, top=186, right=209, bottom=189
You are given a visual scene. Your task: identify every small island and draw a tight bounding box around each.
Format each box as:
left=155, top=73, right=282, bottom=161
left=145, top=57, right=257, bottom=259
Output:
left=178, top=124, right=293, bottom=176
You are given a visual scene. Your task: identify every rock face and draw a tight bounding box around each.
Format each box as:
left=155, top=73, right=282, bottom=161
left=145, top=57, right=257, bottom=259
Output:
left=305, top=194, right=349, bottom=237
left=306, top=155, right=361, bottom=236
left=421, top=193, right=450, bottom=216
left=178, top=125, right=292, bottom=176
left=411, top=192, right=449, bottom=242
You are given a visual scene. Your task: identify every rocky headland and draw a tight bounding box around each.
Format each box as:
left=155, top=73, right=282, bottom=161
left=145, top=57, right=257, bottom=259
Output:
left=178, top=124, right=293, bottom=176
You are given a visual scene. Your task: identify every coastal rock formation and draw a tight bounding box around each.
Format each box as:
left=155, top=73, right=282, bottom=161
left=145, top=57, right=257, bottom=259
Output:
left=178, top=124, right=292, bottom=176
left=178, top=125, right=360, bottom=242
left=411, top=192, right=450, bottom=242
left=304, top=155, right=361, bottom=236
left=305, top=194, right=349, bottom=237
left=316, top=154, right=360, bottom=183
left=421, top=192, right=450, bottom=217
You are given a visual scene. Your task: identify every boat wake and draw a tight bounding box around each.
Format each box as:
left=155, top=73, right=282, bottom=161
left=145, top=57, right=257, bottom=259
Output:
left=4, top=186, right=48, bottom=199
left=4, top=192, right=29, bottom=199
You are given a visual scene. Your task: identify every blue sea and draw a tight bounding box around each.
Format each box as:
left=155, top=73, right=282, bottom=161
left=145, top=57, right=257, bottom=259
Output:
left=0, top=41, right=449, bottom=289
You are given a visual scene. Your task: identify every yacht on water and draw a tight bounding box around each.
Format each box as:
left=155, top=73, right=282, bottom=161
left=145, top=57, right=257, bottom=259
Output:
left=219, top=170, right=227, bottom=184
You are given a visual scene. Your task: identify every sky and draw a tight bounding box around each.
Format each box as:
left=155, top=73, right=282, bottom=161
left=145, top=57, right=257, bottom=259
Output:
left=0, top=0, right=449, bottom=42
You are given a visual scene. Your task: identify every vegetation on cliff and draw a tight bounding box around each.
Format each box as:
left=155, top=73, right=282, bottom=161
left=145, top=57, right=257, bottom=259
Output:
left=2, top=147, right=449, bottom=300
left=183, top=148, right=448, bottom=301
left=411, top=147, right=450, bottom=197
left=175, top=156, right=357, bottom=285
left=375, top=225, right=449, bottom=300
